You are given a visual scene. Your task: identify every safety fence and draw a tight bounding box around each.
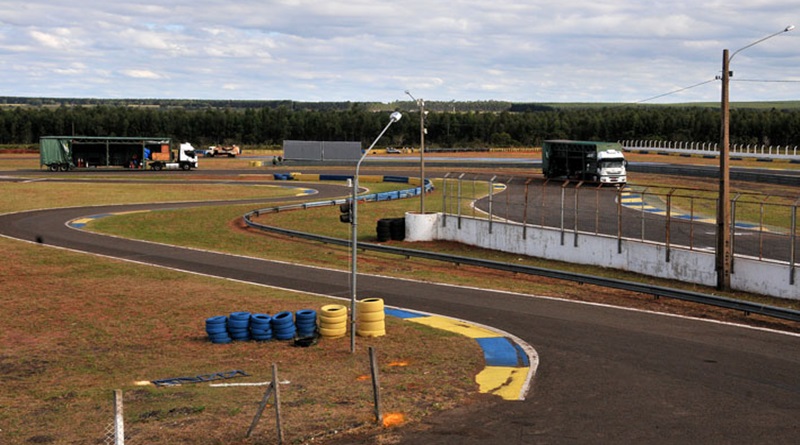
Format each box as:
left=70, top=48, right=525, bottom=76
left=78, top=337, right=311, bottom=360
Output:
left=439, top=173, right=800, bottom=287
left=620, top=139, right=800, bottom=160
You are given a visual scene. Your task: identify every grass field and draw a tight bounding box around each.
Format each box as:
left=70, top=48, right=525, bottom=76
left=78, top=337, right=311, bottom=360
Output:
left=0, top=163, right=484, bottom=444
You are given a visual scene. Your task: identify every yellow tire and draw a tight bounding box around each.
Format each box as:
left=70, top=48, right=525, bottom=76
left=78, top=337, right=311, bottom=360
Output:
left=319, top=312, right=348, bottom=325
left=357, top=328, right=386, bottom=338
left=356, top=310, right=385, bottom=322
left=321, top=304, right=347, bottom=316
left=319, top=319, right=347, bottom=330
left=319, top=326, right=347, bottom=338
left=358, top=298, right=384, bottom=313
left=356, top=320, right=385, bottom=332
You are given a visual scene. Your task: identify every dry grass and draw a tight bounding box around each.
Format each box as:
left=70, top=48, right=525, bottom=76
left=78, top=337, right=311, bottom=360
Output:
left=0, top=162, right=484, bottom=444
left=0, top=236, right=483, bottom=444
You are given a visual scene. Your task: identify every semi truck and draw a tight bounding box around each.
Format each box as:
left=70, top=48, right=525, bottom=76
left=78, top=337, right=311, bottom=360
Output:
left=40, top=136, right=198, bottom=172
left=541, top=140, right=627, bottom=184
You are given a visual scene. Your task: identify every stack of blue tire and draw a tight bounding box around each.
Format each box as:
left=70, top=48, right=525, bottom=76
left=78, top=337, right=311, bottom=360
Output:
left=205, top=309, right=319, bottom=344
left=205, top=316, right=231, bottom=344
left=227, top=311, right=252, bottom=341
left=271, top=311, right=296, bottom=340
left=295, top=309, right=317, bottom=338
left=250, top=314, right=273, bottom=341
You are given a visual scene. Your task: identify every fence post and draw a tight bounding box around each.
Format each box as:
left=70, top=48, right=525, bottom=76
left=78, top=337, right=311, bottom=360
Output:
left=246, top=364, right=283, bottom=443
left=369, top=347, right=382, bottom=424
left=457, top=174, right=465, bottom=229
left=791, top=204, right=797, bottom=285
left=573, top=182, right=582, bottom=247
left=488, top=176, right=496, bottom=233
left=272, top=364, right=283, bottom=444
left=114, top=389, right=124, bottom=445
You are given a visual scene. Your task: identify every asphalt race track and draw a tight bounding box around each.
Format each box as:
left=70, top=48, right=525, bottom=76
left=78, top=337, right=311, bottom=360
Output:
left=1, top=175, right=799, bottom=443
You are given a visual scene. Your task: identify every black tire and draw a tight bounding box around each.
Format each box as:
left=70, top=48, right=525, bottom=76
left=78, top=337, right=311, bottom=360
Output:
left=48, top=165, right=58, bottom=172
left=152, top=163, right=163, bottom=171
left=390, top=217, right=405, bottom=241
left=180, top=163, right=190, bottom=171
left=376, top=218, right=392, bottom=242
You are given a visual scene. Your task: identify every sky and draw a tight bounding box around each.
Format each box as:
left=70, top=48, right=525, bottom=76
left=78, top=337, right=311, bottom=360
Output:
left=0, top=1, right=798, bottom=104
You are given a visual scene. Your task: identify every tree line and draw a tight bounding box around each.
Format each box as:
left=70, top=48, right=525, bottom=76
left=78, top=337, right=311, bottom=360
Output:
left=1, top=101, right=798, bottom=149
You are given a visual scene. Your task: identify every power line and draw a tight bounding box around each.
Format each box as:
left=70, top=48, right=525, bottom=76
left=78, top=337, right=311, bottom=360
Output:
left=632, top=78, right=718, bottom=104
left=732, top=78, right=800, bottom=83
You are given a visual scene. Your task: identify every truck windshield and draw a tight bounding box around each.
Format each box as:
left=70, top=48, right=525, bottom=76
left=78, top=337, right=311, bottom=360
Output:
left=600, top=160, right=624, bottom=168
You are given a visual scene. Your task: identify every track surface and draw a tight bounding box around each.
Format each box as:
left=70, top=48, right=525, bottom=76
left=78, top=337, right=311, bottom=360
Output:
left=1, top=175, right=799, bottom=443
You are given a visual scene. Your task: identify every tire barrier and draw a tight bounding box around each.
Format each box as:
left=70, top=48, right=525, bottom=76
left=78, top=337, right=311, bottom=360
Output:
left=319, top=304, right=348, bottom=338
left=357, top=298, right=386, bottom=337
left=294, top=309, right=317, bottom=338
left=205, top=315, right=232, bottom=344
left=376, top=217, right=405, bottom=242
left=271, top=311, right=296, bottom=340
left=204, top=305, right=345, bottom=343
left=376, top=219, right=392, bottom=242
left=228, top=311, right=252, bottom=341
left=390, top=218, right=405, bottom=241
left=249, top=313, right=273, bottom=341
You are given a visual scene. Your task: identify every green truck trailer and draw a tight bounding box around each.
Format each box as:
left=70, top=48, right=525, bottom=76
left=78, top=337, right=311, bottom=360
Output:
left=39, top=136, right=198, bottom=172
left=541, top=140, right=627, bottom=184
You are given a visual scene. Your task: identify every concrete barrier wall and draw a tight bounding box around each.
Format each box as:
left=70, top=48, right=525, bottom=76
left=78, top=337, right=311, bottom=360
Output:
left=431, top=213, right=799, bottom=300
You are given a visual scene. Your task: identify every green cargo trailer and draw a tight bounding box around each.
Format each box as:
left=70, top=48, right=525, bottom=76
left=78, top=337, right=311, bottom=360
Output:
left=39, top=136, right=198, bottom=171
left=541, top=140, right=627, bottom=184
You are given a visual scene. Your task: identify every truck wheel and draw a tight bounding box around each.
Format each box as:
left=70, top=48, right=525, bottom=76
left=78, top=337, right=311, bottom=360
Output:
left=48, top=165, right=58, bottom=172
left=180, top=163, right=190, bottom=171
left=59, top=164, right=69, bottom=172
left=152, top=163, right=163, bottom=171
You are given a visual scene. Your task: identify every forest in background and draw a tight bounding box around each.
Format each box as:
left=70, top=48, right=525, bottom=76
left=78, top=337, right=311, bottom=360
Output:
left=1, top=96, right=799, bottom=149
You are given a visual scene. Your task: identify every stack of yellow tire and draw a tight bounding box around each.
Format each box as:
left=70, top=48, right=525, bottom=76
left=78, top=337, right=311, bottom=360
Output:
left=318, top=304, right=348, bottom=338
left=357, top=298, right=386, bottom=337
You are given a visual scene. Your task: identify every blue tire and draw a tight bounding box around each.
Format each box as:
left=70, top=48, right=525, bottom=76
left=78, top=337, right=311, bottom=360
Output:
left=250, top=313, right=272, bottom=327
left=271, top=311, right=294, bottom=328
left=295, top=309, right=317, bottom=322
left=206, top=315, right=227, bottom=326
left=205, top=325, right=228, bottom=335
left=229, top=311, right=251, bottom=321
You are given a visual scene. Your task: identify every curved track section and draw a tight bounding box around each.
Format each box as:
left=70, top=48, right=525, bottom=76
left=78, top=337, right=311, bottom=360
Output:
left=1, top=183, right=799, bottom=443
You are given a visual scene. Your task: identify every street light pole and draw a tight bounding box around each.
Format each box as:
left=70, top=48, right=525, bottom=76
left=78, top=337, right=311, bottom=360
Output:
left=405, top=90, right=426, bottom=213
left=716, top=25, right=794, bottom=291
left=350, top=111, right=402, bottom=353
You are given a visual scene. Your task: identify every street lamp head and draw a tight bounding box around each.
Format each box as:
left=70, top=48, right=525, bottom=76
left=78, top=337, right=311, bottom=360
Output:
left=390, top=111, right=402, bottom=123
left=786, top=25, right=795, bottom=32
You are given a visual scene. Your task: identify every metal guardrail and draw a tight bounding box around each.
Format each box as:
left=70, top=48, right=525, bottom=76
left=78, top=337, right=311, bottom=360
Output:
left=243, top=205, right=800, bottom=324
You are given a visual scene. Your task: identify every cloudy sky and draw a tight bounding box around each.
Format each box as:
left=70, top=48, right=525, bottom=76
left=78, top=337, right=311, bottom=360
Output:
left=0, top=1, right=797, bottom=103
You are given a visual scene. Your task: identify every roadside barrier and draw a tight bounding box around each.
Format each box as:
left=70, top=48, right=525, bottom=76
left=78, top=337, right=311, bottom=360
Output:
left=271, top=311, right=296, bottom=340
left=294, top=309, right=317, bottom=338
left=205, top=316, right=232, bottom=344
left=357, top=298, right=386, bottom=337
left=319, top=304, right=348, bottom=338
left=228, top=311, right=252, bottom=341
left=250, top=314, right=273, bottom=341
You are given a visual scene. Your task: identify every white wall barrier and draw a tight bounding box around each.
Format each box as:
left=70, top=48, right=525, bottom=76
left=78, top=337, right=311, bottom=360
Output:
left=407, top=213, right=799, bottom=300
